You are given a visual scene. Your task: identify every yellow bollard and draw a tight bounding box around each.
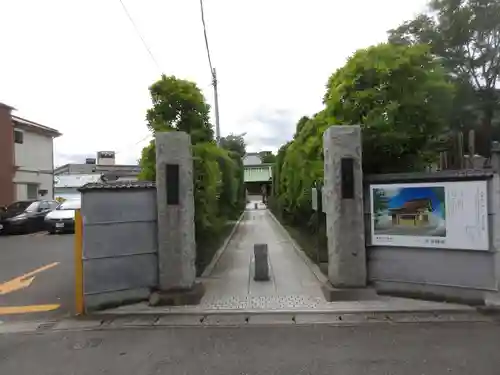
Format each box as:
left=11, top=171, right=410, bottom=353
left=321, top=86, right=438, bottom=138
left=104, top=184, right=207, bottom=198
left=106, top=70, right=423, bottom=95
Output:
left=74, top=209, right=84, bottom=315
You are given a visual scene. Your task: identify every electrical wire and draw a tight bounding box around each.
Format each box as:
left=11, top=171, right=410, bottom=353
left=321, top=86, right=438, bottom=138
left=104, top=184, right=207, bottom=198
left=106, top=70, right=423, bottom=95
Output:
left=199, top=0, right=220, bottom=142
left=118, top=0, right=163, bottom=75
left=114, top=133, right=153, bottom=155
left=199, top=0, right=214, bottom=77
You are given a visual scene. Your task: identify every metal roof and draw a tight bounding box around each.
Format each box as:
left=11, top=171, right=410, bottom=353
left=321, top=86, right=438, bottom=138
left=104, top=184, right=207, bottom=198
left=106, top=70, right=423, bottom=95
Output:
left=54, top=174, right=103, bottom=188
left=54, top=163, right=141, bottom=175
left=79, top=180, right=156, bottom=192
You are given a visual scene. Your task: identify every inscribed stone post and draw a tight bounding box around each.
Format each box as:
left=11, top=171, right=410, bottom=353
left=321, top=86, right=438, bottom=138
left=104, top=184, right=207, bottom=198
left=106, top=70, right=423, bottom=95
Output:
left=155, top=131, right=196, bottom=291
left=323, top=125, right=366, bottom=287
left=254, top=244, right=270, bottom=281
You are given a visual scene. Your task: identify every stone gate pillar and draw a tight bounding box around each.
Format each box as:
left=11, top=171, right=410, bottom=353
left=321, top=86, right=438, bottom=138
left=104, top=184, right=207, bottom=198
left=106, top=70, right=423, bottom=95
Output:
left=323, top=125, right=366, bottom=288
left=152, top=131, right=203, bottom=305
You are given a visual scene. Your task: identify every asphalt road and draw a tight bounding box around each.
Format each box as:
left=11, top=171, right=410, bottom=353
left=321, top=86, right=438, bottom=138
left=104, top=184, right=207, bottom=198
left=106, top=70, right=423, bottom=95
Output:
left=0, top=232, right=74, bottom=322
left=0, top=323, right=499, bottom=374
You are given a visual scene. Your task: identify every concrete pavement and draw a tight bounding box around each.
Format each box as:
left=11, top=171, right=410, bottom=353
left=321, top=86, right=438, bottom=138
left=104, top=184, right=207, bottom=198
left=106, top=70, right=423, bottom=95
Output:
left=1, top=321, right=499, bottom=374
left=0, top=232, right=74, bottom=322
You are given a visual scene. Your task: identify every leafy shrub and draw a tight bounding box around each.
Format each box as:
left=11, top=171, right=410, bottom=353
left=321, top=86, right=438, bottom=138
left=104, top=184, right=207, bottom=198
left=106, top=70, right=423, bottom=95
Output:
left=138, top=75, right=244, bottom=274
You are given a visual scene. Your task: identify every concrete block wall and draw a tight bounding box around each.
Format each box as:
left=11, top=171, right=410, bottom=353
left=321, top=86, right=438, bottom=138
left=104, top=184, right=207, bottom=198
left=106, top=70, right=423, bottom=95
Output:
left=80, top=182, right=158, bottom=311
left=364, top=170, right=500, bottom=305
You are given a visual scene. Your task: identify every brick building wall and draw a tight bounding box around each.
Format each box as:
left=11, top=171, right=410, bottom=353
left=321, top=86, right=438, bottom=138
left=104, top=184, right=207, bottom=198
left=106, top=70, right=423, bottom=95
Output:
left=0, top=103, right=15, bottom=206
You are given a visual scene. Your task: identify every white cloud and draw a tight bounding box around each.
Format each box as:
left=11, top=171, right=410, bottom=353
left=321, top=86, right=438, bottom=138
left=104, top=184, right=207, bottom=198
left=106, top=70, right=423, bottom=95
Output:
left=1, top=0, right=428, bottom=166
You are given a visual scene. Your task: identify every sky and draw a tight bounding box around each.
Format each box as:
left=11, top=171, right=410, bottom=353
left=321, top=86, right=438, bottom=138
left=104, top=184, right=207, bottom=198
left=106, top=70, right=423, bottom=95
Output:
left=1, top=0, right=428, bottom=166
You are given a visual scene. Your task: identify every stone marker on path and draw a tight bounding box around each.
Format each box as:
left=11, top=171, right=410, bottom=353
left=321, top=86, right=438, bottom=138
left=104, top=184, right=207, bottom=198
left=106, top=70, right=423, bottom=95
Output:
left=254, top=244, right=270, bottom=281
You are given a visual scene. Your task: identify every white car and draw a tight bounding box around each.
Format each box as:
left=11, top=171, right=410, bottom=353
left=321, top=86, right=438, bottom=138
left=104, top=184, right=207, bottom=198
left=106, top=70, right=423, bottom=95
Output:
left=44, top=199, right=81, bottom=234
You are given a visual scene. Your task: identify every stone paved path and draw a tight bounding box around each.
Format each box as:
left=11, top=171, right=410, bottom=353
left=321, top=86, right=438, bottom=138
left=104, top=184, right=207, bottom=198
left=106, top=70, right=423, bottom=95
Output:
left=199, top=205, right=328, bottom=310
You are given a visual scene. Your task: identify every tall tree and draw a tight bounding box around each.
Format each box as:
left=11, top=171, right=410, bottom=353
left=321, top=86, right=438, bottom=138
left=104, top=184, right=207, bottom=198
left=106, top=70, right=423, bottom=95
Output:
left=259, top=151, right=276, bottom=164
left=146, top=75, right=214, bottom=144
left=219, top=133, right=246, bottom=157
left=294, top=116, right=310, bottom=138
left=139, top=75, right=215, bottom=179
left=389, top=0, right=500, bottom=155
left=324, top=43, right=455, bottom=173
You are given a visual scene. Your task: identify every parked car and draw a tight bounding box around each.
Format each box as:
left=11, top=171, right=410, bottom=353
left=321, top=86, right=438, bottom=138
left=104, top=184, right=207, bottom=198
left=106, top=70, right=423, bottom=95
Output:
left=0, top=200, right=59, bottom=235
left=45, top=199, right=81, bottom=234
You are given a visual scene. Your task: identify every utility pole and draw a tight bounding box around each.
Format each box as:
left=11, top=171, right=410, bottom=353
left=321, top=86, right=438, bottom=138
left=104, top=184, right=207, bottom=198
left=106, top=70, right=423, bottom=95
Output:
left=212, top=68, right=221, bottom=146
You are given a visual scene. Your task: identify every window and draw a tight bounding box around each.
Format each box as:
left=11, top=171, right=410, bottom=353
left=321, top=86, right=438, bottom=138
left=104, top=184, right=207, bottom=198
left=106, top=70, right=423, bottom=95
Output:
left=38, top=201, right=50, bottom=211
left=24, top=202, right=40, bottom=212
left=26, top=183, right=38, bottom=199
left=49, top=201, right=60, bottom=210
left=14, top=130, right=23, bottom=144
left=57, top=199, right=81, bottom=210
left=6, top=201, right=37, bottom=212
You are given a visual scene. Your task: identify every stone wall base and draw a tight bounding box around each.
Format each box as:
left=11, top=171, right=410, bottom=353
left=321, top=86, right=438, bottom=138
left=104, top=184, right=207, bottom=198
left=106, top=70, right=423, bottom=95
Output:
left=373, top=281, right=488, bottom=306
left=149, top=282, right=205, bottom=306
left=321, top=282, right=378, bottom=302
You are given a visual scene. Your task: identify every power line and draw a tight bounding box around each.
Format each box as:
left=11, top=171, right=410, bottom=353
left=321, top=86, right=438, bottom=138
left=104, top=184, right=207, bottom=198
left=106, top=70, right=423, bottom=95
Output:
left=199, top=0, right=221, bottom=145
left=132, top=133, right=153, bottom=146
left=199, top=0, right=214, bottom=76
left=118, top=0, right=163, bottom=75
left=114, top=133, right=153, bottom=155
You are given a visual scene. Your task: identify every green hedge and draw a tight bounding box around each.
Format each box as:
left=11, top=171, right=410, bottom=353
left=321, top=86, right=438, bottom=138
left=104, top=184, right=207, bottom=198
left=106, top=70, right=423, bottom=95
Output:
left=139, top=75, right=245, bottom=275
left=139, top=140, right=245, bottom=275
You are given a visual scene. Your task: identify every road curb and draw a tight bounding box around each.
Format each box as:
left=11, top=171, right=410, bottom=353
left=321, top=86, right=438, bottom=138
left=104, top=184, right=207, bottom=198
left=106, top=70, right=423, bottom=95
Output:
left=91, top=304, right=477, bottom=316
left=1, top=309, right=494, bottom=334
left=201, top=211, right=245, bottom=278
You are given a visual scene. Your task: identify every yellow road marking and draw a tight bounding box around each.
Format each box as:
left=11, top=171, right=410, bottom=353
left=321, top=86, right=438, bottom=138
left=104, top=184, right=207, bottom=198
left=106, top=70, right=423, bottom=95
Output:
left=0, top=262, right=60, bottom=295
left=0, top=304, right=60, bottom=315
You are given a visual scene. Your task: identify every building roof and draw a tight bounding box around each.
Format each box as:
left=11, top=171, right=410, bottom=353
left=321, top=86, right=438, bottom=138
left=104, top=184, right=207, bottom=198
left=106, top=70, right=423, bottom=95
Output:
left=54, top=174, right=103, bottom=188
left=0, top=102, right=15, bottom=111
left=390, top=199, right=432, bottom=214
left=79, top=180, right=155, bottom=192
left=94, top=164, right=141, bottom=173
left=12, top=115, right=62, bottom=137
left=244, top=163, right=274, bottom=168
left=54, top=163, right=141, bottom=176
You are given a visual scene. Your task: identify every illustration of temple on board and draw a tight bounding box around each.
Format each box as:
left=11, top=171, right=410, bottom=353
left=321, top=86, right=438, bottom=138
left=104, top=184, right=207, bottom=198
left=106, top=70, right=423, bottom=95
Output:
left=389, top=198, right=432, bottom=227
